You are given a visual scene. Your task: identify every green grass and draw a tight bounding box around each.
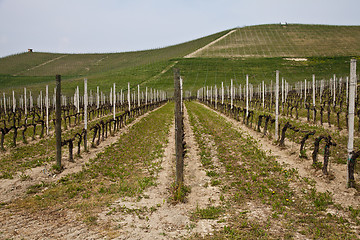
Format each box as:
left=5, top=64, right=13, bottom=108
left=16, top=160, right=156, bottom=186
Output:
left=0, top=30, right=230, bottom=95
left=1, top=24, right=359, bottom=98
left=154, top=56, right=356, bottom=96
left=192, top=206, right=224, bottom=220
left=11, top=102, right=174, bottom=223
left=0, top=109, right=128, bottom=178
left=186, top=101, right=357, bottom=239
left=195, top=24, right=360, bottom=58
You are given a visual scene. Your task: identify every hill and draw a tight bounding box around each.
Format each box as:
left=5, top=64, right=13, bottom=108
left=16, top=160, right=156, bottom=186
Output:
left=189, top=24, right=360, bottom=58
left=0, top=24, right=359, bottom=95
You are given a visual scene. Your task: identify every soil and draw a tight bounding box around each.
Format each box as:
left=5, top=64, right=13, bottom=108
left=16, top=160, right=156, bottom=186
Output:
left=0, top=104, right=224, bottom=239
left=96, top=104, right=224, bottom=239
left=0, top=107, right=164, bottom=204
left=200, top=102, right=360, bottom=208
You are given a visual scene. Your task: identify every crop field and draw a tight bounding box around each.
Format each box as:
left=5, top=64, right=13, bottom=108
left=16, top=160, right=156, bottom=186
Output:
left=192, top=24, right=360, bottom=58
left=1, top=23, right=360, bottom=239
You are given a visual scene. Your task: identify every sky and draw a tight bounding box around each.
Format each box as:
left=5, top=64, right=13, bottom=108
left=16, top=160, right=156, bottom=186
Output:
left=0, top=0, right=359, bottom=58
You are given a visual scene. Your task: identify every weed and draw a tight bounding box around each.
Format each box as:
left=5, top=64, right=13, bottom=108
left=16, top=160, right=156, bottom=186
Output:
left=169, top=182, right=191, bottom=204
left=193, top=206, right=224, bottom=220
left=19, top=173, right=31, bottom=181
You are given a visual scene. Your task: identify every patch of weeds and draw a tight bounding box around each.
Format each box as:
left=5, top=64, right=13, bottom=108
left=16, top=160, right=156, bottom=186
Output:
left=169, top=182, right=191, bottom=204
left=312, top=162, right=323, bottom=170
left=51, top=163, right=63, bottom=173
left=303, top=177, right=316, bottom=187
left=206, top=170, right=219, bottom=177
left=210, top=179, right=221, bottom=186
left=84, top=215, right=98, bottom=225
left=193, top=205, right=224, bottom=220
left=26, top=181, right=49, bottom=194
left=138, top=176, right=156, bottom=191
left=0, top=172, right=13, bottom=179
left=348, top=206, right=360, bottom=221
left=106, top=207, right=117, bottom=216
left=299, top=149, right=308, bottom=158
left=307, top=188, right=333, bottom=211
left=220, top=194, right=225, bottom=201
left=20, top=173, right=31, bottom=181
left=186, top=222, right=197, bottom=230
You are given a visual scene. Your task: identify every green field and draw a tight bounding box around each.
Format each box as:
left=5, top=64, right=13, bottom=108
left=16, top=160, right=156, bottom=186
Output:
left=193, top=24, right=360, bottom=58
left=0, top=24, right=359, bottom=97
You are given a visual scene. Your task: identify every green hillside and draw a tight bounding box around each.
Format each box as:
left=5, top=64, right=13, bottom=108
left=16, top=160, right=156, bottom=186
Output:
left=0, top=24, right=359, bottom=96
left=0, top=30, right=230, bottom=94
left=0, top=30, right=230, bottom=77
left=191, top=24, right=360, bottom=58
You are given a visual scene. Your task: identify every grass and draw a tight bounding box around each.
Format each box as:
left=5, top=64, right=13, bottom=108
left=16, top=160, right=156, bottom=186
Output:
left=152, top=56, right=356, bottom=97
left=10, top=102, right=173, bottom=223
left=169, top=182, right=191, bottom=204
left=0, top=109, right=127, bottom=178
left=217, top=96, right=360, bottom=166
left=186, top=101, right=357, bottom=239
left=195, top=24, right=360, bottom=58
left=1, top=24, right=359, bottom=98
left=192, top=206, right=224, bottom=220
left=0, top=30, right=230, bottom=95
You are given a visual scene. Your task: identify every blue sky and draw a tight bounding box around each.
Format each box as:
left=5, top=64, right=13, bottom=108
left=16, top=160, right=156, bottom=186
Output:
left=0, top=0, right=359, bottom=58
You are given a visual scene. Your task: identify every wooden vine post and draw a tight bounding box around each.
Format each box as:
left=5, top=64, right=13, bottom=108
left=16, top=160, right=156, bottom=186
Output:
left=24, top=88, right=27, bottom=116
left=221, top=82, right=224, bottom=104
left=113, top=83, right=116, bottom=120
left=312, top=74, right=316, bottom=121
left=231, top=79, right=233, bottom=109
left=174, top=68, right=184, bottom=185
left=275, top=70, right=279, bottom=140
left=347, top=59, right=357, bottom=187
left=128, top=82, right=131, bottom=112
left=246, top=75, right=249, bottom=118
left=84, top=78, right=88, bottom=152
left=55, top=75, right=62, bottom=169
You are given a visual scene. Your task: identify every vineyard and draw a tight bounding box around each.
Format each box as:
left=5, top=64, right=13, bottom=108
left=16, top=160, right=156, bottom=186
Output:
left=1, top=24, right=360, bottom=239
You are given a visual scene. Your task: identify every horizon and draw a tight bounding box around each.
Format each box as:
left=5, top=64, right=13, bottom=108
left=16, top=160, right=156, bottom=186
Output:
left=1, top=0, right=360, bottom=58
left=2, top=23, right=359, bottom=58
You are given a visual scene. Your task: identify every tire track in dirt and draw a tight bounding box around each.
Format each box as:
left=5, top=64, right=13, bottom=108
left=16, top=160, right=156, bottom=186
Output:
left=97, top=104, right=223, bottom=239
left=199, top=102, right=360, bottom=208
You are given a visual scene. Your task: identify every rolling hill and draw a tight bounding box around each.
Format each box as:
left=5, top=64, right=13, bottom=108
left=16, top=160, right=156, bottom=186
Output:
left=0, top=24, right=359, bottom=95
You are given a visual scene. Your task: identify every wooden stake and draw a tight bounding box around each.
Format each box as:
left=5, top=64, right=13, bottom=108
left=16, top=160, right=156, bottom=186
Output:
left=128, top=82, right=131, bottom=111
left=221, top=82, right=224, bottom=104
left=113, top=83, right=116, bottom=120
left=347, top=59, right=356, bottom=187
left=231, top=79, right=233, bottom=109
left=55, top=75, right=62, bottom=169
left=174, top=68, right=183, bottom=185
left=246, top=75, right=249, bottom=117
left=46, top=85, right=49, bottom=135
left=84, top=78, right=88, bottom=151
left=275, top=71, right=279, bottom=140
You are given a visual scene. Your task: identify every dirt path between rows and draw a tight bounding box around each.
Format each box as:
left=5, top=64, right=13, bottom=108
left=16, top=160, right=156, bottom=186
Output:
left=0, top=106, right=164, bottom=204
left=1, top=107, right=172, bottom=240
left=0, top=104, right=223, bottom=239
left=199, top=102, right=360, bottom=208
left=97, top=104, right=222, bottom=239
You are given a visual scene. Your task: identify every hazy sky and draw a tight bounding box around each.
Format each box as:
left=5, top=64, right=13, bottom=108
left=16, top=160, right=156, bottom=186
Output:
left=0, top=0, right=359, bottom=58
